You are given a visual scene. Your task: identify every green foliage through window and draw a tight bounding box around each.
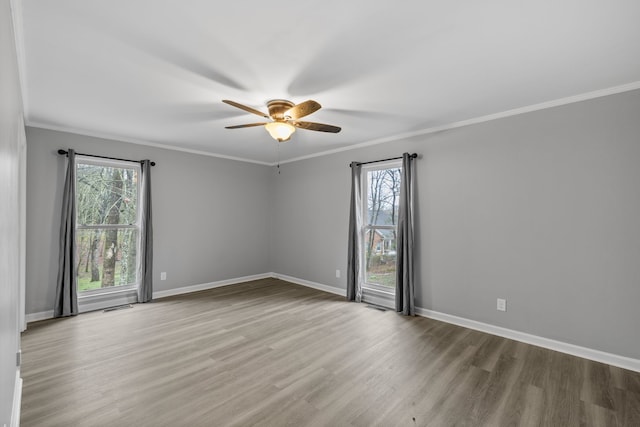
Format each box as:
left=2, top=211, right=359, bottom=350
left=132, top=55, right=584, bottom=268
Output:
left=75, top=160, right=140, bottom=291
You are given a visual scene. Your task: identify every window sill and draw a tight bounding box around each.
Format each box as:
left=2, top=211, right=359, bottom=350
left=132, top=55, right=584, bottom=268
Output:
left=362, top=286, right=395, bottom=310
left=78, top=286, right=136, bottom=299
left=78, top=287, right=138, bottom=313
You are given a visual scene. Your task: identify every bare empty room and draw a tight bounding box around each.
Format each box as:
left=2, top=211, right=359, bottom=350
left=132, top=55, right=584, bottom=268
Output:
left=2, top=1, right=640, bottom=426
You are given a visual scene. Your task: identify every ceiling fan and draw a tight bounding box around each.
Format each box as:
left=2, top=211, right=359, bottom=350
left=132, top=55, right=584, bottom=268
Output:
left=222, top=99, right=341, bottom=142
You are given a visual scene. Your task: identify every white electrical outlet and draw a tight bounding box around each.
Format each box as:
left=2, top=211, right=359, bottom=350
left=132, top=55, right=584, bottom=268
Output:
left=160, top=272, right=167, bottom=280
left=336, top=269, right=341, bottom=278
left=497, top=298, right=507, bottom=312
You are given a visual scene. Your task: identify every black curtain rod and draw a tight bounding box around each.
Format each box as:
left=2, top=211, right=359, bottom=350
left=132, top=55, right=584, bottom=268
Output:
left=57, top=149, right=156, bottom=166
left=350, top=153, right=418, bottom=167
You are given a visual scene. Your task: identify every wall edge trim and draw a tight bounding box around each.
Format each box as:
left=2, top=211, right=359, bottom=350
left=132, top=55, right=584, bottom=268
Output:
left=275, top=273, right=640, bottom=373
left=416, top=307, right=640, bottom=373
left=24, top=81, right=640, bottom=167
left=11, top=371, right=22, bottom=427
left=152, top=273, right=273, bottom=299
left=274, top=81, right=640, bottom=165
left=25, top=273, right=640, bottom=372
left=25, top=310, right=53, bottom=324
left=270, top=273, right=345, bottom=297
left=25, top=123, right=272, bottom=166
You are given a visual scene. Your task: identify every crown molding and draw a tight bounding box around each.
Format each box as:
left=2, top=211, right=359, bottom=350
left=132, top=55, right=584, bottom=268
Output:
left=273, top=81, right=640, bottom=166
left=24, top=80, right=640, bottom=167
left=26, top=122, right=272, bottom=166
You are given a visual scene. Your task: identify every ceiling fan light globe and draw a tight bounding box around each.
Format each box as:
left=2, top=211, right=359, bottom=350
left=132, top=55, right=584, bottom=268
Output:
left=265, top=122, right=296, bottom=142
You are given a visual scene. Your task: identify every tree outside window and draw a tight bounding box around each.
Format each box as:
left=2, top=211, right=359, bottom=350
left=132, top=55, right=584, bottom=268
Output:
left=363, top=164, right=402, bottom=290
left=75, top=159, right=140, bottom=292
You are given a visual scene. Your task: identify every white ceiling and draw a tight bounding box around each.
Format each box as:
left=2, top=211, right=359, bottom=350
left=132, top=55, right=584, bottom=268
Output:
left=17, top=0, right=640, bottom=164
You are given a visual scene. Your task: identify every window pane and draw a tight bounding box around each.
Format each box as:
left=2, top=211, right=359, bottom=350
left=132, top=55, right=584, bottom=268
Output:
left=364, top=166, right=401, bottom=289
left=75, top=228, right=138, bottom=291
left=76, top=163, right=138, bottom=225
left=366, top=168, right=401, bottom=226
left=364, top=228, right=397, bottom=288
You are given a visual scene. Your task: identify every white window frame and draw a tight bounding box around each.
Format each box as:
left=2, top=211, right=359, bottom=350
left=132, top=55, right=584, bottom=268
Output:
left=360, top=160, right=402, bottom=303
left=74, top=156, right=142, bottom=306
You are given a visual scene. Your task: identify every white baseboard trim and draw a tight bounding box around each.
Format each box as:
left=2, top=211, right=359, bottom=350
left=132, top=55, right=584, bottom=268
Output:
left=272, top=274, right=395, bottom=311
left=25, top=273, right=274, bottom=324
left=25, top=310, right=54, bottom=324
left=416, top=307, right=640, bottom=373
left=24, top=273, right=640, bottom=372
left=26, top=294, right=139, bottom=322
left=274, top=273, right=640, bottom=373
left=11, top=370, right=22, bottom=427
left=153, top=273, right=273, bottom=299
left=270, top=273, right=346, bottom=297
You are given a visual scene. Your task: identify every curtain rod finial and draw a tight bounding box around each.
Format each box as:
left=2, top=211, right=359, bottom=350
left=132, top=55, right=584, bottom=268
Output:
left=57, top=149, right=68, bottom=155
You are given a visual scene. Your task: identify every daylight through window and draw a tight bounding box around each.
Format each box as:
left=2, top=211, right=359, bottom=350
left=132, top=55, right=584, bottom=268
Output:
left=75, top=158, right=141, bottom=293
left=362, top=162, right=402, bottom=292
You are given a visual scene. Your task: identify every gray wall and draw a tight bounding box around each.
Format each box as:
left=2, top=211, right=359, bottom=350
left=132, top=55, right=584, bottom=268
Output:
left=0, top=0, right=25, bottom=423
left=26, top=127, right=271, bottom=315
left=24, top=90, right=640, bottom=362
left=270, top=155, right=349, bottom=287
left=270, top=89, right=640, bottom=360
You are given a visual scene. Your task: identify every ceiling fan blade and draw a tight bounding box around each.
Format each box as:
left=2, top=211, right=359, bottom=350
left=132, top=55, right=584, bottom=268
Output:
left=284, top=100, right=322, bottom=120
left=222, top=100, right=269, bottom=118
left=225, top=122, right=268, bottom=129
left=292, top=121, right=341, bottom=133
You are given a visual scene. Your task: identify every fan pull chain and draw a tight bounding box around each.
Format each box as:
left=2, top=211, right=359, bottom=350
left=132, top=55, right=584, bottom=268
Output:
left=277, top=141, right=281, bottom=174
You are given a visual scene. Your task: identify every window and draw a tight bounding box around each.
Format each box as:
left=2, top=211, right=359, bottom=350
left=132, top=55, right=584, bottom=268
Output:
left=75, top=157, right=141, bottom=294
left=362, top=162, right=402, bottom=293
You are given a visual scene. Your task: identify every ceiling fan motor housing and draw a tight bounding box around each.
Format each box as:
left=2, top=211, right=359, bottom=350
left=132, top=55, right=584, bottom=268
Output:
left=267, top=99, right=295, bottom=120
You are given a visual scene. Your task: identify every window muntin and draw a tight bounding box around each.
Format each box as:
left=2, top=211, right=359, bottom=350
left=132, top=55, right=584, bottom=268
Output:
left=75, top=157, right=141, bottom=294
left=362, top=162, right=402, bottom=292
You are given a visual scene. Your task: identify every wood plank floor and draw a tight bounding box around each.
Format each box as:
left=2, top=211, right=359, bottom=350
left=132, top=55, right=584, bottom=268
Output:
left=20, top=278, right=640, bottom=426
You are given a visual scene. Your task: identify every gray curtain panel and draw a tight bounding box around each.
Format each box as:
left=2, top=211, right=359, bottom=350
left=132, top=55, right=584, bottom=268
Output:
left=396, top=153, right=415, bottom=315
left=347, top=162, right=363, bottom=302
left=54, top=149, right=79, bottom=317
left=137, top=159, right=153, bottom=303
